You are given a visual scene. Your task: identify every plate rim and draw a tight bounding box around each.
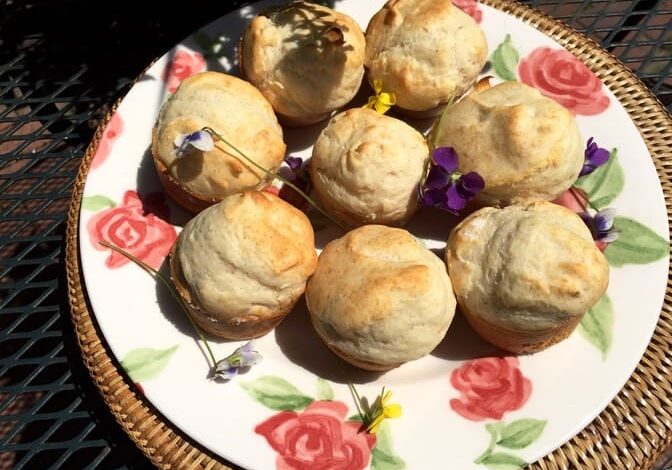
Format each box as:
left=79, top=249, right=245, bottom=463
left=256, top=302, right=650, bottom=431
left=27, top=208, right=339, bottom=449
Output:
left=66, top=1, right=672, bottom=468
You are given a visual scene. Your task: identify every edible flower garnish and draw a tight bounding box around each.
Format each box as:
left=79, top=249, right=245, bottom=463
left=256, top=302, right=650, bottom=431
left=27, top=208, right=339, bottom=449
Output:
left=580, top=208, right=620, bottom=244
left=211, top=341, right=262, bottom=380
left=581, top=137, right=610, bottom=176
left=364, top=79, right=396, bottom=115
left=98, top=240, right=262, bottom=381
left=420, top=147, right=484, bottom=215
left=198, top=126, right=347, bottom=230
left=347, top=384, right=402, bottom=434
left=282, top=155, right=311, bottom=192
left=366, top=388, right=402, bottom=434
left=173, top=130, right=214, bottom=158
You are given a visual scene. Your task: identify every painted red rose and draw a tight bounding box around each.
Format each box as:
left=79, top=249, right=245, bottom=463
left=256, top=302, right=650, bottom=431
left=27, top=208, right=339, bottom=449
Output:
left=450, top=357, right=532, bottom=421
left=453, top=0, right=482, bottom=23
left=163, top=48, right=206, bottom=93
left=255, top=400, right=376, bottom=470
left=91, top=112, right=123, bottom=170
left=88, top=190, right=177, bottom=269
left=519, top=46, right=610, bottom=116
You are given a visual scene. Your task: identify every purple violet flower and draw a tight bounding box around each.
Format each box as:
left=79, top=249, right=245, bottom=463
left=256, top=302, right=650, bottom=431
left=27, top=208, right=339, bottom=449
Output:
left=580, top=208, right=620, bottom=243
left=280, top=155, right=311, bottom=194
left=211, top=341, right=262, bottom=381
left=581, top=137, right=610, bottom=176
left=420, top=147, right=484, bottom=215
left=284, top=155, right=303, bottom=173
left=174, top=130, right=214, bottom=158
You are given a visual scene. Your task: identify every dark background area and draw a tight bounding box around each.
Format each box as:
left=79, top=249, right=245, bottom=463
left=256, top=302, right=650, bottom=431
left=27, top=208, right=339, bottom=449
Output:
left=0, top=0, right=670, bottom=468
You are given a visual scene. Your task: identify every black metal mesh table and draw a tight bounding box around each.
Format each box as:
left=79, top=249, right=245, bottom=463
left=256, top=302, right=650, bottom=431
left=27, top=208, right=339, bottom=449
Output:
left=1, top=0, right=670, bottom=468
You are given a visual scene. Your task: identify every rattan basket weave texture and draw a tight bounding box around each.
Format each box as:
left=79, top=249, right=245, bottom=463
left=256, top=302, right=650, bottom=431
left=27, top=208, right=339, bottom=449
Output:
left=66, top=1, right=672, bottom=468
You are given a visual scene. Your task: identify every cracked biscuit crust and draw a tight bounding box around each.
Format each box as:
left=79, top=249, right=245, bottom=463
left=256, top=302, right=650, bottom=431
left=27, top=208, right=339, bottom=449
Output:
left=306, top=225, right=456, bottom=370
left=446, top=202, right=609, bottom=353
left=172, top=191, right=317, bottom=339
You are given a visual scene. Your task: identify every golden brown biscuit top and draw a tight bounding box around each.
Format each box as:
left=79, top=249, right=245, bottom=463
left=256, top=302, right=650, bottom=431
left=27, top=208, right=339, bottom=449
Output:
left=446, top=202, right=609, bottom=331
left=365, top=0, right=488, bottom=111
left=433, top=81, right=584, bottom=205
left=178, top=191, right=317, bottom=317
left=310, top=107, right=429, bottom=226
left=306, top=224, right=456, bottom=364
left=152, top=71, right=285, bottom=201
left=241, top=1, right=366, bottom=121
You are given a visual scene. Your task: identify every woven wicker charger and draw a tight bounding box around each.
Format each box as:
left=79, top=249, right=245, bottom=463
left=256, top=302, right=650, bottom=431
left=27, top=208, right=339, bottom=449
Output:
left=65, top=1, right=672, bottom=468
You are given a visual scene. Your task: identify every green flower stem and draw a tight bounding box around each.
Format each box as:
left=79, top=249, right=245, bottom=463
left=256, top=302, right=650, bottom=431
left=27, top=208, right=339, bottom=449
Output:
left=347, top=382, right=370, bottom=424
left=569, top=186, right=600, bottom=213
left=202, top=126, right=348, bottom=231
left=99, top=241, right=218, bottom=369
left=474, top=429, right=498, bottom=464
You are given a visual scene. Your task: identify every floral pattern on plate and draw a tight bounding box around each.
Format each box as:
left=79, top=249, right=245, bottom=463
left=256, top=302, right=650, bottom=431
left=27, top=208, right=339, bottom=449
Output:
left=244, top=376, right=404, bottom=470
left=450, top=357, right=532, bottom=422
left=85, top=190, right=176, bottom=269
left=163, top=47, right=206, bottom=93
left=491, top=36, right=610, bottom=115
left=77, top=1, right=670, bottom=468
left=91, top=111, right=123, bottom=170
left=453, top=0, right=483, bottom=23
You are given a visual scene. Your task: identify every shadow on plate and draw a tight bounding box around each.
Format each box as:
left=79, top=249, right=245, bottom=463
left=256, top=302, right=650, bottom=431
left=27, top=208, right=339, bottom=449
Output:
left=431, top=310, right=501, bottom=361
left=275, top=298, right=385, bottom=385
left=137, top=146, right=194, bottom=227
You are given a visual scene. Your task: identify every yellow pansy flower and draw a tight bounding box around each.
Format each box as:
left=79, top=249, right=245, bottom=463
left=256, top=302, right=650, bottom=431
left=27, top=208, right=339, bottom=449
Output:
left=364, top=79, right=396, bottom=115
left=366, top=388, right=402, bottom=434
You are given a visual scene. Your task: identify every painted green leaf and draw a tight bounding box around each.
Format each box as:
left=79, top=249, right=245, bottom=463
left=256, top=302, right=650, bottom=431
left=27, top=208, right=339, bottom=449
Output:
left=316, top=378, right=334, bottom=401
left=372, top=448, right=406, bottom=470
left=574, top=148, right=624, bottom=209
left=375, top=421, right=394, bottom=453
left=82, top=195, right=116, bottom=211
left=579, top=295, right=614, bottom=359
left=604, top=216, right=669, bottom=267
left=486, top=422, right=505, bottom=438
left=240, top=376, right=313, bottom=411
left=491, top=34, right=520, bottom=81
left=348, top=414, right=364, bottom=422
left=497, top=419, right=547, bottom=449
left=480, top=452, right=527, bottom=470
left=121, top=345, right=178, bottom=382
left=370, top=421, right=406, bottom=469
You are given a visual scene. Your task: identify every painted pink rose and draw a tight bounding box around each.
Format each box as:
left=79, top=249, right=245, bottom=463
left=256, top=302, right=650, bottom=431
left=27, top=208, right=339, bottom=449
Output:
left=553, top=187, right=588, bottom=214
left=553, top=188, right=608, bottom=251
left=88, top=190, right=177, bottom=269
left=519, top=47, right=610, bottom=115
left=450, top=357, right=532, bottom=421
left=255, top=400, right=376, bottom=470
left=163, top=48, right=206, bottom=93
left=453, top=0, right=482, bottom=23
left=91, top=112, right=123, bottom=170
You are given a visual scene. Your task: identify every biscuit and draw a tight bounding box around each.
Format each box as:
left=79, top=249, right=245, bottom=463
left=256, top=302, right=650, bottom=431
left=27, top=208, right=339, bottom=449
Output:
left=240, top=1, right=366, bottom=126
left=152, top=71, right=285, bottom=213
left=433, top=81, right=584, bottom=206
left=310, top=108, right=429, bottom=226
left=445, top=202, right=609, bottom=353
left=306, top=225, right=456, bottom=370
left=365, top=0, right=488, bottom=116
left=171, top=191, right=317, bottom=339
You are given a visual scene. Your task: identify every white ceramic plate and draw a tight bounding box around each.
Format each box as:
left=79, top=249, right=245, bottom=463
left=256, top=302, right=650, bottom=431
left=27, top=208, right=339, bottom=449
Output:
left=78, top=1, right=669, bottom=468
